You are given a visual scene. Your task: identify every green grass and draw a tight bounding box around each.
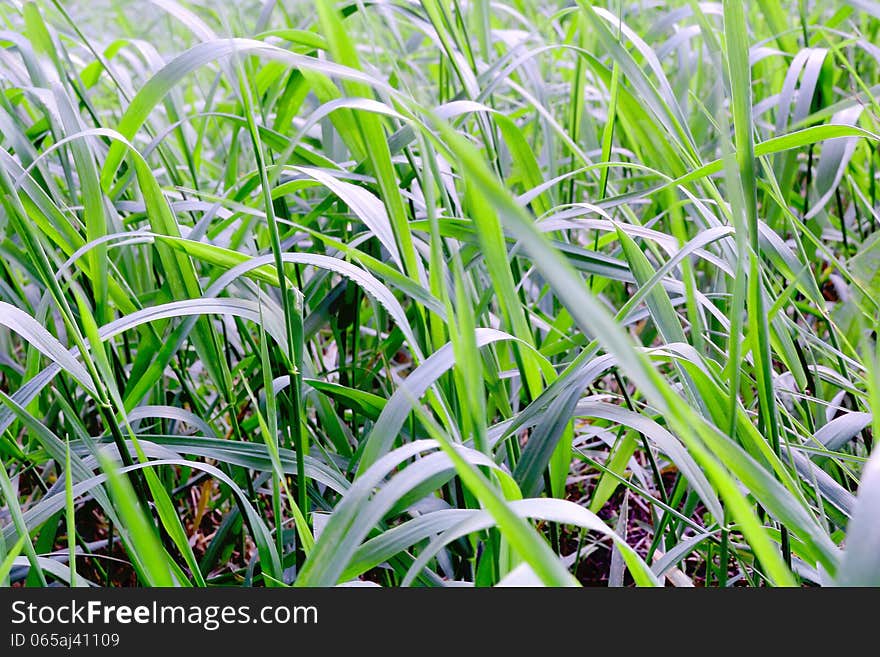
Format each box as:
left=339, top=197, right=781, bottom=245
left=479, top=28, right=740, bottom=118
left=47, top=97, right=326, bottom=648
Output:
left=0, top=0, right=879, bottom=587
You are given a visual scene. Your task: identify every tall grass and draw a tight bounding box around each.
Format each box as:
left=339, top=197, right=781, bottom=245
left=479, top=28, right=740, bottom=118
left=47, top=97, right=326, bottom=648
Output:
left=0, top=0, right=879, bottom=587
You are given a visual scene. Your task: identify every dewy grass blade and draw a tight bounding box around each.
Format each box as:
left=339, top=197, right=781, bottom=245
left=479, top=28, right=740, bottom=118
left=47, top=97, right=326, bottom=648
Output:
left=315, top=0, right=423, bottom=284
left=64, top=440, right=77, bottom=589
left=723, top=0, right=790, bottom=567
left=234, top=39, right=311, bottom=540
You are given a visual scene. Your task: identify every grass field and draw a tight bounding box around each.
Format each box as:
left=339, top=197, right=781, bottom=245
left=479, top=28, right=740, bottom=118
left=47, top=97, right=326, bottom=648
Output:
left=0, top=0, right=879, bottom=587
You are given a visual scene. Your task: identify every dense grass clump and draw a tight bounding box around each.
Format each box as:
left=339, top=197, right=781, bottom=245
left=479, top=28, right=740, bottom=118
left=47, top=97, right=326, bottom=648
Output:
left=1, top=0, right=879, bottom=587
